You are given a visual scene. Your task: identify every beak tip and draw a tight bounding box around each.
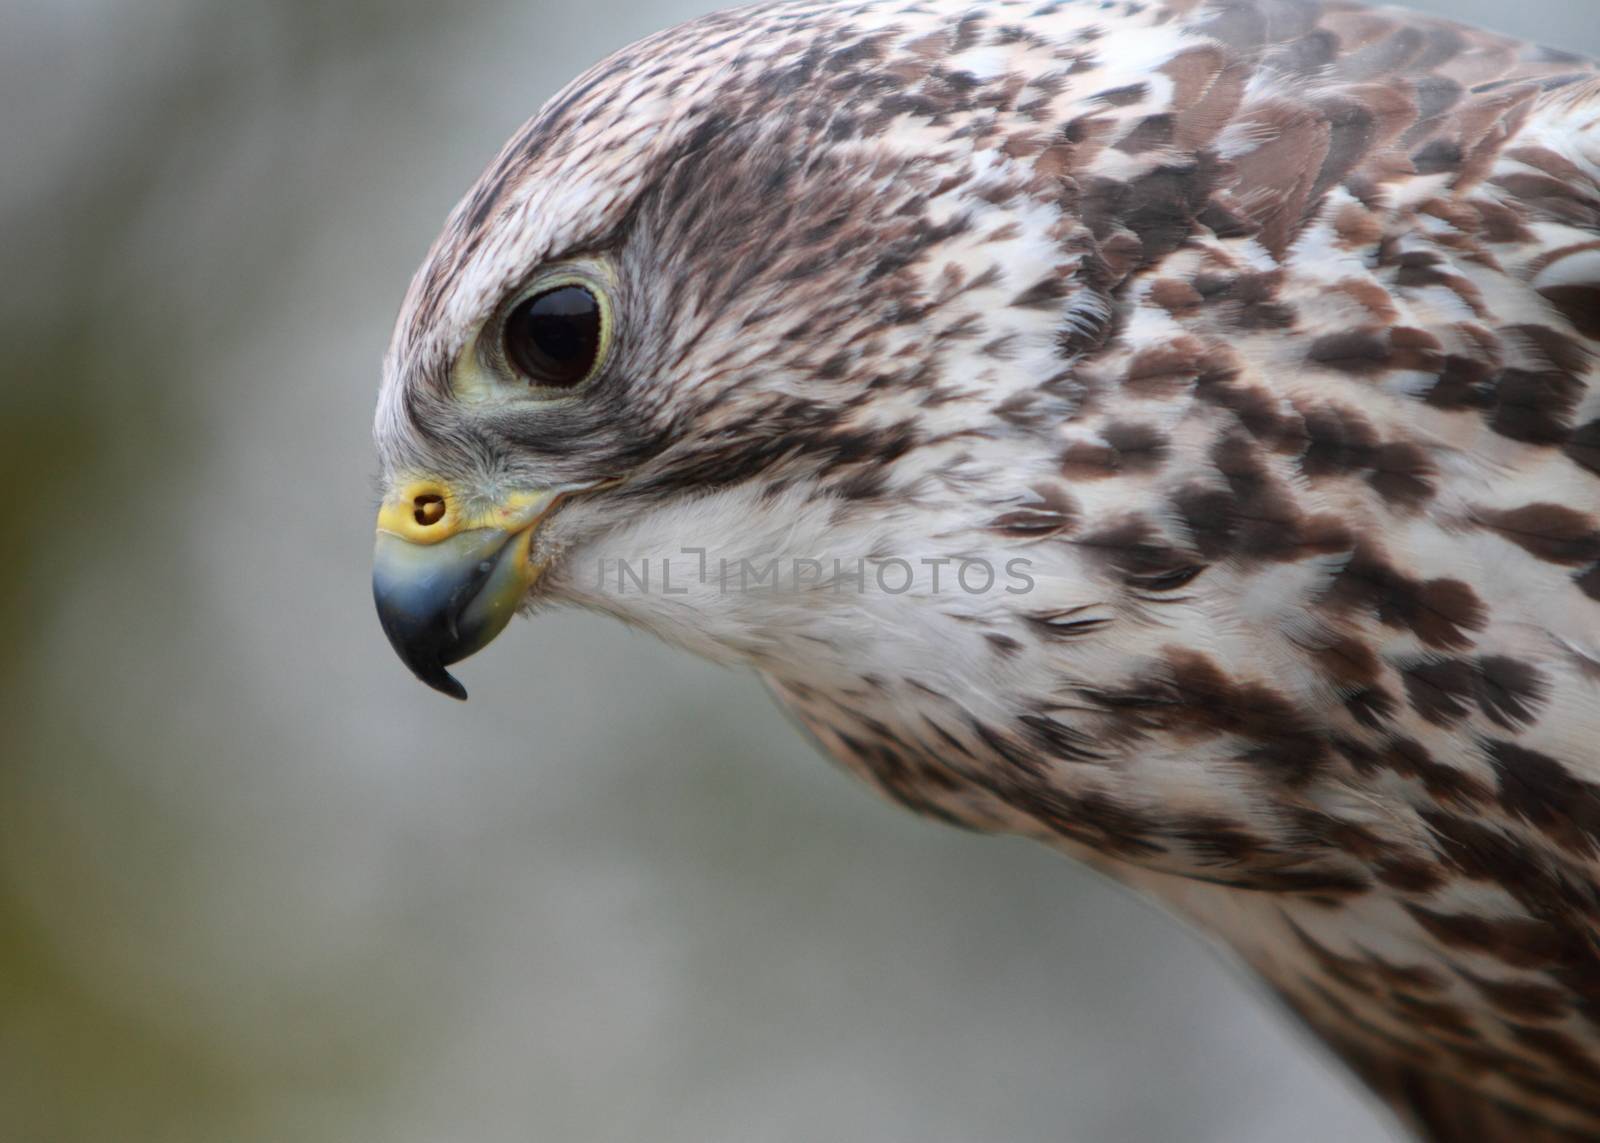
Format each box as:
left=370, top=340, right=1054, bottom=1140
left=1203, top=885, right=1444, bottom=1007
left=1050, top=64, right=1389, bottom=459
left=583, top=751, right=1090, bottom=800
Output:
left=384, top=636, right=472, bottom=701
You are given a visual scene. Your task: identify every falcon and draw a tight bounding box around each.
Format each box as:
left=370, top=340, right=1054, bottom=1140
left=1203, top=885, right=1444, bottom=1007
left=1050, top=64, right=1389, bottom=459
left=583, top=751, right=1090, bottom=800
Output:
left=370, top=1, right=1600, bottom=1137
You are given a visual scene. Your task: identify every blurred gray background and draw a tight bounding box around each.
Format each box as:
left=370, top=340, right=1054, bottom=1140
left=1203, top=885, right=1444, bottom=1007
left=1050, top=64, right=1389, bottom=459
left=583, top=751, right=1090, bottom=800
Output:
left=3, top=1, right=1593, bottom=1140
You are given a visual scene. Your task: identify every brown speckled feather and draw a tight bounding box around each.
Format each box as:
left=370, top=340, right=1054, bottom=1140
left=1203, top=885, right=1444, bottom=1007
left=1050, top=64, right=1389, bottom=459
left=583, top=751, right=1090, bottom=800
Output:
left=376, top=2, right=1600, bottom=1137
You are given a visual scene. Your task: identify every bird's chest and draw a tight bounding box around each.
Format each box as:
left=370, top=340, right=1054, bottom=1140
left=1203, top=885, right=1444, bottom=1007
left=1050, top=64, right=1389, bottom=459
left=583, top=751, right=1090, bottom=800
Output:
left=763, top=673, right=1600, bottom=1132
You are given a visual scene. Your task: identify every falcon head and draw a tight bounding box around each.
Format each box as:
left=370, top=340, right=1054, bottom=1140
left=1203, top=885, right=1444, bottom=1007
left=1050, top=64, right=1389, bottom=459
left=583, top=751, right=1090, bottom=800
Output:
left=373, top=3, right=1089, bottom=699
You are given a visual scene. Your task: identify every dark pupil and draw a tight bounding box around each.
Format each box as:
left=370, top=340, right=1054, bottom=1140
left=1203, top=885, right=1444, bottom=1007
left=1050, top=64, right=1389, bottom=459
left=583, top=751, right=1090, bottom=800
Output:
left=503, top=285, right=601, bottom=388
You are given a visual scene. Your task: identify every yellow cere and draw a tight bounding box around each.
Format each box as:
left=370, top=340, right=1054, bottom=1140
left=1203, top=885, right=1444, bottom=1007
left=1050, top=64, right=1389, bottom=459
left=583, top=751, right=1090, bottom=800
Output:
left=375, top=481, right=561, bottom=546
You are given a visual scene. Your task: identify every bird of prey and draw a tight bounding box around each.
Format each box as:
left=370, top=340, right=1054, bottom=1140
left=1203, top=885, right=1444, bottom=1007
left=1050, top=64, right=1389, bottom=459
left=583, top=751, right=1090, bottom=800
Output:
left=370, top=0, right=1600, bottom=1137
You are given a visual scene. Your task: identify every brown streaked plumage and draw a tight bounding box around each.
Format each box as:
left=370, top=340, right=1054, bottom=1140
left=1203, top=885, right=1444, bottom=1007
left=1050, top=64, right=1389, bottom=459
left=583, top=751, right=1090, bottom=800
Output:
left=371, top=2, right=1600, bottom=1138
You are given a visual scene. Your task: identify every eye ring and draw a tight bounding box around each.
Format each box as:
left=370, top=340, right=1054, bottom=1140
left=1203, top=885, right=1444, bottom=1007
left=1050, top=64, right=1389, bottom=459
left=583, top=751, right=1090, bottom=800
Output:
left=499, top=276, right=612, bottom=393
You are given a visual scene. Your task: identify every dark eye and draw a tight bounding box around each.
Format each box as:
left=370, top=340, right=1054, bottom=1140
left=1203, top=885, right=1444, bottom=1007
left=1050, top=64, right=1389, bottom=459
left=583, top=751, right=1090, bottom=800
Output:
left=502, top=285, right=603, bottom=389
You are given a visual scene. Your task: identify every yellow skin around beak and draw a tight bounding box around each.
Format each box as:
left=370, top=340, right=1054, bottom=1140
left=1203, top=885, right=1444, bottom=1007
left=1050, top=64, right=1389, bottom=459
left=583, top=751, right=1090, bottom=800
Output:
left=372, top=481, right=560, bottom=699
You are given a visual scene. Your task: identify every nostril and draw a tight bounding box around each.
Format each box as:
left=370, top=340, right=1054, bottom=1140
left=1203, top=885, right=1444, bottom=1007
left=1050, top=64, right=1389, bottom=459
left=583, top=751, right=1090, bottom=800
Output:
left=413, top=493, right=447, bottom=527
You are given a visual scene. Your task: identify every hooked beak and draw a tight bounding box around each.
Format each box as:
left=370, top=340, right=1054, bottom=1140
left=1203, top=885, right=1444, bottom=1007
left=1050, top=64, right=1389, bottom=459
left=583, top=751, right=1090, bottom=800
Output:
left=372, top=483, right=562, bottom=700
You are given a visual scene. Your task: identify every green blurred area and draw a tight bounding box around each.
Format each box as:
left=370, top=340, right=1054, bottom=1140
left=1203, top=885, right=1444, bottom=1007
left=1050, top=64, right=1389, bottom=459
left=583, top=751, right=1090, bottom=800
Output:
left=1, top=8, right=462, bottom=1136
left=2, top=2, right=1591, bottom=1140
